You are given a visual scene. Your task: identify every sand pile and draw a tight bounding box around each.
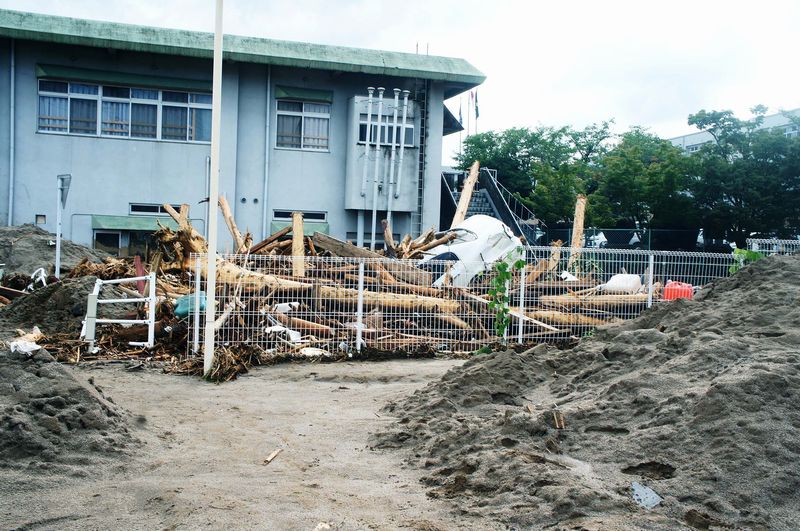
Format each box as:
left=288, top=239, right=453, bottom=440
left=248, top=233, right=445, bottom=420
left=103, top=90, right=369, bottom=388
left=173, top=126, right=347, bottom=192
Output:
left=0, top=276, right=130, bottom=335
left=374, top=255, right=800, bottom=529
left=0, top=224, right=107, bottom=277
left=0, top=347, right=138, bottom=473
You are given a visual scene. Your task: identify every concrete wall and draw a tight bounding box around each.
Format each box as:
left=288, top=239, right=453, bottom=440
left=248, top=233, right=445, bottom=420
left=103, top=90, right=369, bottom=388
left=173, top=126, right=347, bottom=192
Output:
left=1, top=38, right=449, bottom=250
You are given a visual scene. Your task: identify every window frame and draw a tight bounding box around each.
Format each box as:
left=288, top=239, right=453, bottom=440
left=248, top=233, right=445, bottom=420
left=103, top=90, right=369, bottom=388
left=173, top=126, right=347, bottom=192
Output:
left=275, top=99, right=331, bottom=152
left=37, top=79, right=212, bottom=144
left=358, top=114, right=415, bottom=148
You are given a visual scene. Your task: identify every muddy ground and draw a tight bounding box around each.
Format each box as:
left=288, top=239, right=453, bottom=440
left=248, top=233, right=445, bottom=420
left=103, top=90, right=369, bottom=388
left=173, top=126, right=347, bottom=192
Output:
left=0, top=359, right=499, bottom=530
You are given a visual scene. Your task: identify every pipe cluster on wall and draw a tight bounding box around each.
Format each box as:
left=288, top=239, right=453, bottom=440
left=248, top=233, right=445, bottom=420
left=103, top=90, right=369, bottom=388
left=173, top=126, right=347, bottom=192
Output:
left=361, top=86, right=411, bottom=250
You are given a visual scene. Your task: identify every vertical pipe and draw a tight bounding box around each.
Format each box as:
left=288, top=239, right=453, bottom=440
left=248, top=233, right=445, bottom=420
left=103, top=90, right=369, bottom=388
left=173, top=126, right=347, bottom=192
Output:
left=356, top=262, right=365, bottom=353
left=203, top=0, right=224, bottom=376
left=647, top=254, right=655, bottom=308
left=260, top=65, right=272, bottom=240
left=7, top=39, right=14, bottom=226
left=356, top=210, right=364, bottom=247
left=360, top=87, right=374, bottom=197
left=369, top=87, right=384, bottom=251
left=204, top=155, right=211, bottom=240
left=393, top=90, right=410, bottom=199
left=386, top=88, right=400, bottom=226
left=193, top=254, right=201, bottom=353
left=54, top=177, right=62, bottom=278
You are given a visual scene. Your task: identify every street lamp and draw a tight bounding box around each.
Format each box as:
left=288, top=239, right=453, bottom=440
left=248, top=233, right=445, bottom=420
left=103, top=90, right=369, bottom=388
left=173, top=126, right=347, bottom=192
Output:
left=55, top=173, right=72, bottom=279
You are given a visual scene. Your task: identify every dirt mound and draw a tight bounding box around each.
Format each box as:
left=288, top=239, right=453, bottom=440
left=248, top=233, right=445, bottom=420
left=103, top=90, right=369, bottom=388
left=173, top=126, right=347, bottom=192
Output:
left=0, top=224, right=107, bottom=277
left=0, top=276, right=130, bottom=335
left=373, top=255, right=800, bottom=529
left=0, top=347, right=138, bottom=473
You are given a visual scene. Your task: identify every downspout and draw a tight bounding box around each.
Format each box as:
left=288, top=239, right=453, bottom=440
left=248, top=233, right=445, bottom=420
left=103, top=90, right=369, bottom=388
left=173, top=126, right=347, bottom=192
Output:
left=260, top=65, right=272, bottom=240
left=386, top=88, right=400, bottom=227
left=360, top=87, right=374, bottom=197
left=393, top=90, right=410, bottom=199
left=7, top=39, right=15, bottom=226
left=369, top=87, right=384, bottom=251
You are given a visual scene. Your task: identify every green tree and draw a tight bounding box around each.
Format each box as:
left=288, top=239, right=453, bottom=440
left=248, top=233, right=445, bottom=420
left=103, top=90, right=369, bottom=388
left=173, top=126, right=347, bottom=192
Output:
left=688, top=106, right=800, bottom=245
left=588, top=128, right=696, bottom=229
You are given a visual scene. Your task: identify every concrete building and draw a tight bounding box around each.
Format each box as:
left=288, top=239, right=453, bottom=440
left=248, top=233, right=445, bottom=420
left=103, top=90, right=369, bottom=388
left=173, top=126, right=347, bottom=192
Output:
left=669, top=108, right=800, bottom=153
left=0, top=9, right=482, bottom=255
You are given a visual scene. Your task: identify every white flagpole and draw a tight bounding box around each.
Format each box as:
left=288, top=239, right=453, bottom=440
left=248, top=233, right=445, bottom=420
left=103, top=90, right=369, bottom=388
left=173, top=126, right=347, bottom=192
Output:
left=204, top=0, right=224, bottom=376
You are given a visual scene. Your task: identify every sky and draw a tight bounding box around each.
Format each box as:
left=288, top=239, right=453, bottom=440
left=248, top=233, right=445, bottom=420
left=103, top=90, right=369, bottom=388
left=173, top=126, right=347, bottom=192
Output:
left=3, top=0, right=798, bottom=165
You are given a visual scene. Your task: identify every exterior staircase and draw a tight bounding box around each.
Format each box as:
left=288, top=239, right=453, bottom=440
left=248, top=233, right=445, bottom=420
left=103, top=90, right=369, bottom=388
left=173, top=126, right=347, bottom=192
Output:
left=442, top=168, right=542, bottom=244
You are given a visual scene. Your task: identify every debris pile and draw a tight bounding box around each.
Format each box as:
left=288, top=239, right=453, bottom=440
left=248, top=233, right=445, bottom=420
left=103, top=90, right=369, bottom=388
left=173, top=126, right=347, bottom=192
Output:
left=0, top=224, right=107, bottom=277
left=372, top=254, right=800, bottom=529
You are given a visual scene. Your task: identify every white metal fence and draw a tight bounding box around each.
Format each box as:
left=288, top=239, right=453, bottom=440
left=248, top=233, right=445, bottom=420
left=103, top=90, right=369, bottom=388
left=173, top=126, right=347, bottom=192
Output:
left=186, top=246, right=736, bottom=358
left=746, top=238, right=800, bottom=255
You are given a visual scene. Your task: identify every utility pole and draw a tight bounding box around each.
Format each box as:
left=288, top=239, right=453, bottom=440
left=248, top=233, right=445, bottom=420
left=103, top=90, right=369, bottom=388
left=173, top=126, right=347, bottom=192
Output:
left=204, top=0, right=224, bottom=376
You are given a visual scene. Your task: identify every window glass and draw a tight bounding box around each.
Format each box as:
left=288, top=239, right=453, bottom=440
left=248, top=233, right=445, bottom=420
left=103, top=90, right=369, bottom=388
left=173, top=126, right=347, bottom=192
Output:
left=304, top=102, right=330, bottom=114
left=277, top=101, right=302, bottom=112
left=103, top=86, right=130, bottom=99
left=39, top=80, right=68, bottom=93
left=101, top=101, right=129, bottom=136
left=38, top=96, right=68, bottom=131
left=69, top=83, right=98, bottom=95
left=190, top=93, right=212, bottom=104
left=131, top=103, right=157, bottom=138
left=69, top=99, right=97, bottom=134
left=131, top=88, right=158, bottom=100
left=162, top=91, right=188, bottom=103
left=303, top=117, right=329, bottom=150
left=162, top=106, right=188, bottom=140
left=189, top=108, right=212, bottom=141
left=276, top=115, right=302, bottom=148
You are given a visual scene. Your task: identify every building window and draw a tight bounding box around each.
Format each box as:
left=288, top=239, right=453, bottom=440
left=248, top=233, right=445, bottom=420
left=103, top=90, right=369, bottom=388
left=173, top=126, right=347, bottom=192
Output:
left=37, top=80, right=212, bottom=143
left=94, top=231, right=121, bottom=256
left=130, top=203, right=182, bottom=215
left=358, top=114, right=414, bottom=147
left=273, top=210, right=327, bottom=222
left=276, top=100, right=330, bottom=150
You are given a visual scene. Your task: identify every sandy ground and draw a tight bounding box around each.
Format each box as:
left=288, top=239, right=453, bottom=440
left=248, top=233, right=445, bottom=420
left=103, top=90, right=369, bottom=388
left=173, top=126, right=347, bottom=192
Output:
left=1, top=359, right=493, bottom=530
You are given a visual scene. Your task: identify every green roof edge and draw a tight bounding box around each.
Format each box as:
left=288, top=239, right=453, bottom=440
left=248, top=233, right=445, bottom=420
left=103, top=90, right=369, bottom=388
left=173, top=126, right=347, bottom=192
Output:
left=0, top=9, right=486, bottom=87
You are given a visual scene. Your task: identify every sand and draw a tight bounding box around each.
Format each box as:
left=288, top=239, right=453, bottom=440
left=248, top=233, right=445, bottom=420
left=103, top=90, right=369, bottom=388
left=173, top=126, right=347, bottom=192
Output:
left=373, top=255, right=800, bottom=529
left=0, top=359, right=492, bottom=530
left=0, top=224, right=107, bottom=278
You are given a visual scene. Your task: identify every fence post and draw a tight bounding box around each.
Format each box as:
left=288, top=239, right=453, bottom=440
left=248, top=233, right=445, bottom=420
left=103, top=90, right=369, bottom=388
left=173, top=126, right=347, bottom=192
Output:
left=647, top=253, right=655, bottom=308
left=356, top=261, right=365, bottom=353
left=192, top=254, right=201, bottom=353
left=503, top=279, right=510, bottom=345
left=517, top=266, right=526, bottom=344
left=147, top=272, right=156, bottom=348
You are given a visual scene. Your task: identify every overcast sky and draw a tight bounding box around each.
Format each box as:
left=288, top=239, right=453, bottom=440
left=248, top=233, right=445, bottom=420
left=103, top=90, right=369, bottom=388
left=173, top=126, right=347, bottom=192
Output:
left=2, top=0, right=798, bottom=164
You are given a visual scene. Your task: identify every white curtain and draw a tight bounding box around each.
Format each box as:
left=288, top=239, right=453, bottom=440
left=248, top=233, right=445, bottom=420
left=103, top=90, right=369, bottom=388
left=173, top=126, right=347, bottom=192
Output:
left=102, top=101, right=129, bottom=136
left=303, top=117, right=328, bottom=149
left=277, top=115, right=302, bottom=148
left=38, top=96, right=68, bottom=131
left=69, top=99, right=97, bottom=134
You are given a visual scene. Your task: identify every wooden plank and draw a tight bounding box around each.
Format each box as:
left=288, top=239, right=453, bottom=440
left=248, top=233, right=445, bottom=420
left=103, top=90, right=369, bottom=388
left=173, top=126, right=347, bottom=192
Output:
left=451, top=160, right=480, bottom=228
left=567, top=194, right=587, bottom=270
left=292, top=212, right=305, bottom=277
left=250, top=225, right=292, bottom=254
left=312, top=232, right=432, bottom=286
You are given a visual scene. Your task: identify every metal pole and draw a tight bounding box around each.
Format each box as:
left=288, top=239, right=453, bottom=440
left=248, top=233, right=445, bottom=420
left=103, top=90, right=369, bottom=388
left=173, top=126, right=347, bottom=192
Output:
left=147, top=272, right=156, bottom=348
left=647, top=254, right=655, bottom=308
left=517, top=266, right=526, bottom=344
left=55, top=177, right=62, bottom=279
left=193, top=254, right=201, bottom=353
left=370, top=88, right=385, bottom=251
left=393, top=90, right=410, bottom=199
left=203, top=0, right=224, bottom=376
left=386, top=88, right=400, bottom=226
left=356, top=262, right=365, bottom=352
left=360, top=87, right=374, bottom=197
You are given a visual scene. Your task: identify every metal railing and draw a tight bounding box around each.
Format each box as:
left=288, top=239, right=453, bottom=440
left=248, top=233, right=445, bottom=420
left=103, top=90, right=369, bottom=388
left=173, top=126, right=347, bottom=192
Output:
left=187, top=247, right=736, bottom=358
left=746, top=238, right=800, bottom=255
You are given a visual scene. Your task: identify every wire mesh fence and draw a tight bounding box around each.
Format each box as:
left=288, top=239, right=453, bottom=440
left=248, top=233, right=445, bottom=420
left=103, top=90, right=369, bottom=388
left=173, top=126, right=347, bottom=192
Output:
left=187, top=247, right=736, bottom=358
left=746, top=238, right=800, bottom=255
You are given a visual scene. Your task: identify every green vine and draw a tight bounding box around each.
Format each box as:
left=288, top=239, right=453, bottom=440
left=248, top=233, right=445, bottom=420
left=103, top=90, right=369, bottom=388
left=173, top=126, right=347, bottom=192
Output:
left=488, top=251, right=526, bottom=343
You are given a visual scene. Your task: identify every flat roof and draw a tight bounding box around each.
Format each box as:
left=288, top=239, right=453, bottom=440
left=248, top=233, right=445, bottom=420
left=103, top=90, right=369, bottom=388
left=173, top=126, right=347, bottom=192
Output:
left=0, top=9, right=485, bottom=94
